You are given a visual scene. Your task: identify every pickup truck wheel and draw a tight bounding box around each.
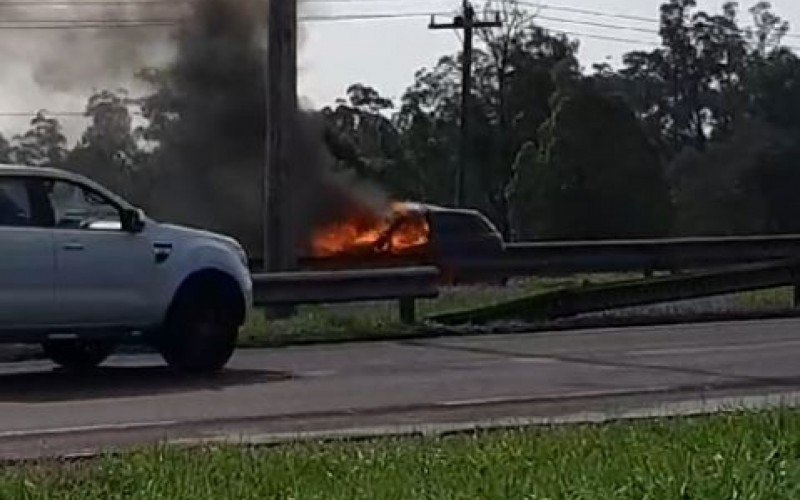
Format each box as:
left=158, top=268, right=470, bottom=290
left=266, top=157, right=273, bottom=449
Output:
left=160, top=287, right=239, bottom=373
left=42, top=339, right=116, bottom=371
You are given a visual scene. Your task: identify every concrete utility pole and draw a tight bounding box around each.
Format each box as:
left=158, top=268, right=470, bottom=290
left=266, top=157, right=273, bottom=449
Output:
left=264, top=0, right=298, bottom=273
left=429, top=1, right=501, bottom=207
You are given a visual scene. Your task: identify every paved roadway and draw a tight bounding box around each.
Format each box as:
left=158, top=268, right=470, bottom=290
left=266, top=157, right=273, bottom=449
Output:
left=3, top=318, right=800, bottom=460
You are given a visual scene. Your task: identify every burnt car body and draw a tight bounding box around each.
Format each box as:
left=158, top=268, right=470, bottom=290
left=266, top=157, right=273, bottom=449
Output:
left=424, top=205, right=505, bottom=282
left=300, top=203, right=506, bottom=283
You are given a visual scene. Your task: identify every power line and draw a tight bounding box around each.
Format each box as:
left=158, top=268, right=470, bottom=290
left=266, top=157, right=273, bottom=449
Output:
left=0, top=4, right=791, bottom=51
left=4, top=0, right=797, bottom=43
left=300, top=0, right=659, bottom=23
left=537, top=14, right=658, bottom=36
left=0, top=18, right=175, bottom=22
left=0, top=13, right=444, bottom=28
left=519, top=1, right=800, bottom=41
left=302, top=12, right=451, bottom=22
left=0, top=20, right=174, bottom=28
left=0, top=0, right=192, bottom=4
left=325, top=0, right=799, bottom=42
left=0, top=110, right=147, bottom=117
left=0, top=112, right=85, bottom=117
left=518, top=2, right=658, bottom=24
left=302, top=0, right=449, bottom=3
left=549, top=30, right=659, bottom=47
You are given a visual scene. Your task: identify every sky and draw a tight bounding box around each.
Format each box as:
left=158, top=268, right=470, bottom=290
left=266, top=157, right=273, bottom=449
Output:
left=0, top=0, right=798, bottom=142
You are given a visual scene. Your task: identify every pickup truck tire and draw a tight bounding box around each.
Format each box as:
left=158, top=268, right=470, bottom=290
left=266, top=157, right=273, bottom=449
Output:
left=42, top=339, right=117, bottom=371
left=160, top=283, right=240, bottom=373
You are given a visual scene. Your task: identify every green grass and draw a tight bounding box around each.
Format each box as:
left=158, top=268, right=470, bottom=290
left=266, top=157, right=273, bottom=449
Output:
left=736, top=287, right=794, bottom=310
left=7, top=410, right=800, bottom=498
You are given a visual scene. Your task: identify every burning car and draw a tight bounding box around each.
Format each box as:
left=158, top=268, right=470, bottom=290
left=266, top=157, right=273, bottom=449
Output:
left=302, top=202, right=505, bottom=283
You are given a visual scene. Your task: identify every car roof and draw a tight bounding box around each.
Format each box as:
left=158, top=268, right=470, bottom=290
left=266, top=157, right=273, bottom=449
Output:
left=395, top=201, right=502, bottom=234
left=0, top=164, right=134, bottom=209
left=396, top=201, right=486, bottom=218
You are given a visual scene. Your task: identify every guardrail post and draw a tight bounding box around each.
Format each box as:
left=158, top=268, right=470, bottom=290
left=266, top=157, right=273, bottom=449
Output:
left=400, top=298, right=416, bottom=324
left=795, top=284, right=800, bottom=309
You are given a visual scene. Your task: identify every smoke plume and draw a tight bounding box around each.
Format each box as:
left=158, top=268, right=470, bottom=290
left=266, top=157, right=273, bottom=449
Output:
left=33, top=0, right=386, bottom=258
left=0, top=2, right=179, bottom=93
left=133, top=0, right=386, bottom=258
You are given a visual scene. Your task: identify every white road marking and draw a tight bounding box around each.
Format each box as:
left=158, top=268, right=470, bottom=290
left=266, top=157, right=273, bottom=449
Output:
left=510, top=357, right=557, bottom=364
left=628, top=338, right=800, bottom=357
left=438, top=387, right=678, bottom=407
left=0, top=420, right=179, bottom=439
left=299, top=370, right=338, bottom=377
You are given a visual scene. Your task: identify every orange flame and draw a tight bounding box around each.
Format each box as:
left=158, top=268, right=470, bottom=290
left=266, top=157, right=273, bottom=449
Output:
left=312, top=203, right=430, bottom=258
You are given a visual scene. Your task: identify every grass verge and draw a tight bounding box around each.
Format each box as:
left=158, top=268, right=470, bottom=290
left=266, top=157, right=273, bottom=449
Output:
left=6, top=410, right=800, bottom=499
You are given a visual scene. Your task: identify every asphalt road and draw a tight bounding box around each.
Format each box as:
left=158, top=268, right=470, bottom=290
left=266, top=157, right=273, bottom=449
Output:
left=3, top=318, right=800, bottom=460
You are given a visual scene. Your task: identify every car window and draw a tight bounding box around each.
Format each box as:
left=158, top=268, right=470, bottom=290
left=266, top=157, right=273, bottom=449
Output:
left=46, top=180, right=122, bottom=231
left=433, top=213, right=493, bottom=236
left=432, top=214, right=465, bottom=234
left=0, top=178, right=33, bottom=227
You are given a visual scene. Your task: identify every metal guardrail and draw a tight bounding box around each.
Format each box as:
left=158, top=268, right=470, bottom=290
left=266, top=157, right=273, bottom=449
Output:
left=432, top=259, right=800, bottom=325
left=252, top=266, right=440, bottom=323
left=470, top=234, right=800, bottom=278
left=252, top=235, right=800, bottom=282
left=246, top=234, right=800, bottom=328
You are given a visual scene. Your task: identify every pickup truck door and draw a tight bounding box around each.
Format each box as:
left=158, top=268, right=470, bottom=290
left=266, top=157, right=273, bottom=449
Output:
left=43, top=179, right=158, bottom=328
left=0, top=177, right=57, bottom=330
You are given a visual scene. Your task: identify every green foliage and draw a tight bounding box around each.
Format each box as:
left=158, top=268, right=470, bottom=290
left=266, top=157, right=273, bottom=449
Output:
left=9, top=112, right=67, bottom=168
left=66, top=89, right=146, bottom=203
left=322, top=83, right=403, bottom=184
left=515, top=86, right=672, bottom=239
left=669, top=119, right=774, bottom=235
left=365, top=8, right=580, bottom=236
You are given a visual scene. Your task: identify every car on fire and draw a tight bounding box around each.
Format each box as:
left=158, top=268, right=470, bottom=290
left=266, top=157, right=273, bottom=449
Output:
left=303, top=202, right=506, bottom=283
left=0, top=165, right=252, bottom=373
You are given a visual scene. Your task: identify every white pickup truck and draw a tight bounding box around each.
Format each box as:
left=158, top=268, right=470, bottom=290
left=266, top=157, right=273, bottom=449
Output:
left=0, top=165, right=252, bottom=372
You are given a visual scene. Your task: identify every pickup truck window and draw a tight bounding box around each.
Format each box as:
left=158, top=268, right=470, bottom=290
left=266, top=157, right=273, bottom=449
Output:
left=46, top=180, right=122, bottom=231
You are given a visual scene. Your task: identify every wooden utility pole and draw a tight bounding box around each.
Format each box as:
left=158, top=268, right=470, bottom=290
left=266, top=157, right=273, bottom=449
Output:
left=429, top=1, right=501, bottom=207
left=264, top=0, right=297, bottom=273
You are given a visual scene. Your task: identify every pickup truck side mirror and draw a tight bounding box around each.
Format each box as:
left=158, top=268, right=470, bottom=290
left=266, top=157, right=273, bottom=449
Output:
left=121, top=208, right=145, bottom=233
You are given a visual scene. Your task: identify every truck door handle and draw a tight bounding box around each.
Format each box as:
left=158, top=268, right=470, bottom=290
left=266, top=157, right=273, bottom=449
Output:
left=62, top=242, right=84, bottom=251
left=153, top=242, right=172, bottom=263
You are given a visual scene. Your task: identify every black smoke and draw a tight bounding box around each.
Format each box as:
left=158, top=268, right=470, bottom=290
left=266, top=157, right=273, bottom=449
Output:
left=133, top=0, right=385, bottom=257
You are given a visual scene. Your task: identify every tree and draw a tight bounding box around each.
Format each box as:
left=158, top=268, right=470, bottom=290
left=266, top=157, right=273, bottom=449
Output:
left=747, top=48, right=800, bottom=130
left=322, top=84, right=401, bottom=181
left=80, top=89, right=139, bottom=163
left=0, top=134, right=12, bottom=164
left=474, top=2, right=579, bottom=236
left=9, top=112, right=67, bottom=167
left=748, top=1, right=789, bottom=56
left=669, top=119, right=775, bottom=235
left=67, top=89, right=145, bottom=202
left=597, top=0, right=751, bottom=156
left=513, top=85, right=672, bottom=239
left=396, top=5, right=578, bottom=236
left=395, top=55, right=463, bottom=206
left=740, top=48, right=800, bottom=233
